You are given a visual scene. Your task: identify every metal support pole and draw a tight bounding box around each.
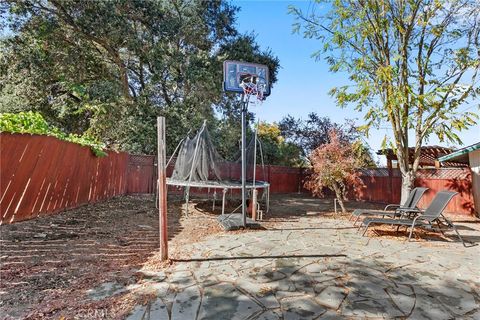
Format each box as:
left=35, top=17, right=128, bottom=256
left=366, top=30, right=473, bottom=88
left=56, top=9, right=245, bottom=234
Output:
left=267, top=185, right=270, bottom=213
left=157, top=117, right=168, bottom=261
left=252, top=189, right=258, bottom=221
left=212, top=190, right=217, bottom=212
left=241, top=94, right=249, bottom=227
left=252, top=127, right=258, bottom=221
left=222, top=188, right=227, bottom=215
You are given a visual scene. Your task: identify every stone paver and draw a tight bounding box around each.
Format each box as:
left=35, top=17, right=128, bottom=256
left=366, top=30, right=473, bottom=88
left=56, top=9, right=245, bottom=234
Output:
left=315, top=286, right=347, bottom=310
left=87, top=281, right=127, bottom=301
left=124, top=217, right=480, bottom=319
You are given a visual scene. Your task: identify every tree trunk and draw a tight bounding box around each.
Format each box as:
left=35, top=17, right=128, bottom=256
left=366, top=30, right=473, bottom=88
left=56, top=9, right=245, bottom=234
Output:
left=332, top=183, right=347, bottom=214
left=400, top=171, right=415, bottom=204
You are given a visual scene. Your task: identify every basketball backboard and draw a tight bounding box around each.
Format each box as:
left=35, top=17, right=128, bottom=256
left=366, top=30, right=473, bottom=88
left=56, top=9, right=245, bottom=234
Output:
left=223, top=60, right=270, bottom=97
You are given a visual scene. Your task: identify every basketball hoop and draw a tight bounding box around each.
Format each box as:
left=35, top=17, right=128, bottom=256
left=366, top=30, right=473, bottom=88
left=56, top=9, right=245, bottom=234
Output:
left=223, top=60, right=270, bottom=100
left=222, top=60, right=271, bottom=228
left=239, top=73, right=266, bottom=103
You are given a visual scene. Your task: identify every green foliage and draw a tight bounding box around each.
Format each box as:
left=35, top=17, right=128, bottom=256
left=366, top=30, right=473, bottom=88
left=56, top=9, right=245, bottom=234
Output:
left=1, top=0, right=280, bottom=157
left=0, top=111, right=52, bottom=135
left=0, top=112, right=107, bottom=156
left=257, top=122, right=304, bottom=167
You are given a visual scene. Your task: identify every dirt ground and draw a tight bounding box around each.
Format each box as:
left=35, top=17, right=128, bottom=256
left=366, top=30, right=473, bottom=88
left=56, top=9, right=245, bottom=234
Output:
left=0, top=194, right=477, bottom=319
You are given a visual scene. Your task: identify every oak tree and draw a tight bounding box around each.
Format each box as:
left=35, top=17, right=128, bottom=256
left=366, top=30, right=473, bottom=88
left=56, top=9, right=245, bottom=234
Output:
left=1, top=0, right=280, bottom=156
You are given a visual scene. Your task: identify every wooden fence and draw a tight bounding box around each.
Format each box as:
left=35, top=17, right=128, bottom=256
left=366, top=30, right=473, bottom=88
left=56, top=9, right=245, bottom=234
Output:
left=352, top=168, right=475, bottom=215
left=1, top=133, right=128, bottom=224
left=1, top=134, right=476, bottom=224
left=126, top=155, right=475, bottom=215
left=126, top=155, right=305, bottom=195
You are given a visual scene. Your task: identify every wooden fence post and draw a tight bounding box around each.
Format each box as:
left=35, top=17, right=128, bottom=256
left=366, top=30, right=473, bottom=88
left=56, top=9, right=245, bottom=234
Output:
left=157, top=117, right=168, bottom=261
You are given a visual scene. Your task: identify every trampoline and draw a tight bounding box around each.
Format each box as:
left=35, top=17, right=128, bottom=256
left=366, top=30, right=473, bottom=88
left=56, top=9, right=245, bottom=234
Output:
left=163, top=121, right=270, bottom=218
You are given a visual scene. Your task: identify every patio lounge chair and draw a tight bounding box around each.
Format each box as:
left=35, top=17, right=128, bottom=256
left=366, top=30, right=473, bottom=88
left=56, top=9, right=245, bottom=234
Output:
left=351, top=187, right=428, bottom=226
left=360, top=191, right=469, bottom=247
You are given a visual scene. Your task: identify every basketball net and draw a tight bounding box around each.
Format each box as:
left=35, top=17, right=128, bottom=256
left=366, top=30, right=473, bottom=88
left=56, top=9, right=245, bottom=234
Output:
left=239, top=75, right=266, bottom=105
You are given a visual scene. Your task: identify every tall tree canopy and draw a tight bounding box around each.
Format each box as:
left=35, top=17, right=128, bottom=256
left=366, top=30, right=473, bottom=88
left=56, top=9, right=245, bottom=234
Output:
left=279, top=112, right=359, bottom=156
left=290, top=0, right=480, bottom=200
left=1, top=0, right=279, bottom=156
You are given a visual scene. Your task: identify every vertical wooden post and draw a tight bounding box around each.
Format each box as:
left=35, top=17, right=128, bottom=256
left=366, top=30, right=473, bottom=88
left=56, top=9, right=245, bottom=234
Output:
left=157, top=117, right=168, bottom=261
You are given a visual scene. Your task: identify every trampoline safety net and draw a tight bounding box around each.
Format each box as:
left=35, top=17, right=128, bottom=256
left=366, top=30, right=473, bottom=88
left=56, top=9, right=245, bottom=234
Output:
left=171, top=121, right=266, bottom=184
left=171, top=122, right=225, bottom=182
left=166, top=121, right=270, bottom=217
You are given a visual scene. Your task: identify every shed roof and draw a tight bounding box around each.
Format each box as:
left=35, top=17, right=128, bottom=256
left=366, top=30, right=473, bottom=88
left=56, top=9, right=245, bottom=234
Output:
left=377, top=145, right=467, bottom=167
left=438, top=142, right=480, bottom=164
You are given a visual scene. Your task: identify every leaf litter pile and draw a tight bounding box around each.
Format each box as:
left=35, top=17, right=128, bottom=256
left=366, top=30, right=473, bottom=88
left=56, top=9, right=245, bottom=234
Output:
left=0, top=195, right=224, bottom=319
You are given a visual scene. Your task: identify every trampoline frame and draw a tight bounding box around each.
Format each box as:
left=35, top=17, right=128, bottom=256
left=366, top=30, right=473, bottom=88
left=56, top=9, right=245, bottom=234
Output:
left=166, top=178, right=270, bottom=216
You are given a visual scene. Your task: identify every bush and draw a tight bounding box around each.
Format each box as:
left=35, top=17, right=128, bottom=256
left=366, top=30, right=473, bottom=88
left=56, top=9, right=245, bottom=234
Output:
left=304, top=129, right=364, bottom=213
left=0, top=111, right=107, bottom=157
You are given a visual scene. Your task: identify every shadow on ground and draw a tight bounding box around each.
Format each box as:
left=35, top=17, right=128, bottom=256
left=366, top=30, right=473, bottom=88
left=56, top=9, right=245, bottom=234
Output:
left=128, top=251, right=480, bottom=319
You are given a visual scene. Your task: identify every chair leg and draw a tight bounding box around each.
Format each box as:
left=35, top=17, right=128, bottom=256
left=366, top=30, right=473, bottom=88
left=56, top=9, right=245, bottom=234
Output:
left=450, top=224, right=467, bottom=247
left=407, top=222, right=417, bottom=242
left=353, top=215, right=361, bottom=227
left=435, top=220, right=446, bottom=236
left=362, top=222, right=372, bottom=236
left=442, top=216, right=469, bottom=247
left=357, top=223, right=364, bottom=233
left=357, top=217, right=367, bottom=231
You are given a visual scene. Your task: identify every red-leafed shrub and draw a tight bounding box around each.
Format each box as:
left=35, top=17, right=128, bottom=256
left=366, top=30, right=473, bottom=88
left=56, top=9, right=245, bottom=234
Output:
left=305, top=129, right=364, bottom=213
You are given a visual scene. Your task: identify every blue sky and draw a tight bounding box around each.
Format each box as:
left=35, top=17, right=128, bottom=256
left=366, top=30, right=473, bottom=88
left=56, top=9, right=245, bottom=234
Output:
left=232, top=0, right=480, bottom=164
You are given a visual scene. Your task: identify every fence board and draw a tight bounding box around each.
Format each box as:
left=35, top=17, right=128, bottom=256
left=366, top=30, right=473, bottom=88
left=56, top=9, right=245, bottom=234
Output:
left=1, top=135, right=48, bottom=223
left=18, top=137, right=61, bottom=221
left=1, top=134, right=128, bottom=224
left=0, top=134, right=28, bottom=197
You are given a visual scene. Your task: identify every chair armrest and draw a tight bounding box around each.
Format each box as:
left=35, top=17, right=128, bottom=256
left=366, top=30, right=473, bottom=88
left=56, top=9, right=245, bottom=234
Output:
left=384, top=204, right=400, bottom=211
left=397, top=207, right=423, bottom=213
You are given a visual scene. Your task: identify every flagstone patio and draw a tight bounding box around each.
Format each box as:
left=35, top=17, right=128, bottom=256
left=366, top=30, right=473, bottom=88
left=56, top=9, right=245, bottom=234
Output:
left=124, top=216, right=480, bottom=319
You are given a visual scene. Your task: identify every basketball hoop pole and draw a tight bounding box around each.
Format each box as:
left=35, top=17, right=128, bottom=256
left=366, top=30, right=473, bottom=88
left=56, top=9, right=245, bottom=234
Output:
left=241, top=93, right=249, bottom=228
left=223, top=60, right=270, bottom=228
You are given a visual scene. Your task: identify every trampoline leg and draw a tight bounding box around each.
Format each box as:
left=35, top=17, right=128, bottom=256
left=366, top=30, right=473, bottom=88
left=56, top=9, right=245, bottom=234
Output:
left=267, top=186, right=270, bottom=213
left=222, top=188, right=227, bottom=215
left=213, top=190, right=217, bottom=212
left=185, top=187, right=190, bottom=217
